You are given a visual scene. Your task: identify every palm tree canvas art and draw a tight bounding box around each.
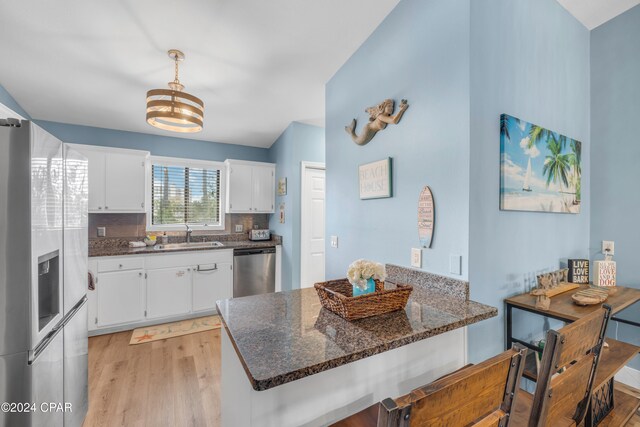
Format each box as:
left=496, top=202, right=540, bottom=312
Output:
left=500, top=114, right=581, bottom=214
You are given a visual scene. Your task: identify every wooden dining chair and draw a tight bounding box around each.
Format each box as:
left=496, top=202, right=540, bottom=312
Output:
left=333, top=344, right=527, bottom=427
left=511, top=304, right=612, bottom=427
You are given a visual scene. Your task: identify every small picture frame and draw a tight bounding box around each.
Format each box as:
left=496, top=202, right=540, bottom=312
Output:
left=359, top=158, right=392, bottom=199
left=277, top=178, right=287, bottom=196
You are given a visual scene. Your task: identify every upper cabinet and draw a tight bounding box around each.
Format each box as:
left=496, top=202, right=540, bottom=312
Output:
left=71, top=145, right=149, bottom=213
left=225, top=160, right=275, bottom=213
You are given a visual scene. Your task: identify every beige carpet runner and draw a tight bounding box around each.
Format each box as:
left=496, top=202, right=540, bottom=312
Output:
left=129, top=315, right=221, bottom=345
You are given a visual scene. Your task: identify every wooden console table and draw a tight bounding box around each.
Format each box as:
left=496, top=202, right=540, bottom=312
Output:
left=505, top=285, right=640, bottom=426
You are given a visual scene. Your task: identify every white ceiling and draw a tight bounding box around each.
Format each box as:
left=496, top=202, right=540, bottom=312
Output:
left=556, top=0, right=640, bottom=29
left=3, top=1, right=637, bottom=148
left=0, top=0, right=400, bottom=148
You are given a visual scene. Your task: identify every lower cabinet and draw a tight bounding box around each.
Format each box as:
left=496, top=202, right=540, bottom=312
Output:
left=146, top=267, right=192, bottom=319
left=96, top=269, right=145, bottom=327
left=88, top=249, right=235, bottom=333
left=192, top=262, right=233, bottom=312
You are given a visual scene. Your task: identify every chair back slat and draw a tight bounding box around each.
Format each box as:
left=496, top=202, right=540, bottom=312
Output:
left=529, top=305, right=611, bottom=427
left=378, top=345, right=526, bottom=427
left=553, top=310, right=608, bottom=369
left=544, top=353, right=596, bottom=426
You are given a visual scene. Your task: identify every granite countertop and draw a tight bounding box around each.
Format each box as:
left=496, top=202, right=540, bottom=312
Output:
left=89, top=236, right=282, bottom=257
left=217, top=265, right=497, bottom=391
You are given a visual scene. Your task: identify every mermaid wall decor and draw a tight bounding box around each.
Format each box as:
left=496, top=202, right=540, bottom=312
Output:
left=345, top=98, right=409, bottom=146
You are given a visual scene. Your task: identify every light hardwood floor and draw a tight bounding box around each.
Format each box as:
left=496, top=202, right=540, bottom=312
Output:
left=618, top=382, right=640, bottom=426
left=85, top=329, right=639, bottom=426
left=85, top=329, right=220, bottom=427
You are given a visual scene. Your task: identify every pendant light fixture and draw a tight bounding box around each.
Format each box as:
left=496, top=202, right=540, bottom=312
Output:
left=146, top=49, right=204, bottom=133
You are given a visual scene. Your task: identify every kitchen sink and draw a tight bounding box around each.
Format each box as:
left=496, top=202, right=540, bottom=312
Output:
left=154, top=241, right=224, bottom=250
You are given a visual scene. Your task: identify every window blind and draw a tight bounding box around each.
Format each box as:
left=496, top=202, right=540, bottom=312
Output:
left=151, top=164, right=221, bottom=226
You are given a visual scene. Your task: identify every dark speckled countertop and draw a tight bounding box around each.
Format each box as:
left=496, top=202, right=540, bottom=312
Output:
left=89, top=235, right=282, bottom=257
left=217, top=265, right=497, bottom=391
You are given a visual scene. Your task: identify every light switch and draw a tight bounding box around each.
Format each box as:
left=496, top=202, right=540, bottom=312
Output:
left=330, top=236, right=338, bottom=248
left=235, top=224, right=243, bottom=233
left=411, top=248, right=422, bottom=268
left=97, top=227, right=106, bottom=237
left=449, top=254, right=462, bottom=275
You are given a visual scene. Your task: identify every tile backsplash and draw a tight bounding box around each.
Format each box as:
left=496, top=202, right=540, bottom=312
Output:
left=89, top=213, right=146, bottom=238
left=89, top=213, right=270, bottom=239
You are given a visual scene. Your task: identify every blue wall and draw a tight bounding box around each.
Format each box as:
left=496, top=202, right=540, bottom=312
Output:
left=468, top=0, right=591, bottom=363
left=591, top=5, right=640, bottom=369
left=0, top=84, right=31, bottom=119
left=268, top=122, right=325, bottom=291
left=325, top=0, right=471, bottom=281
left=36, top=120, right=269, bottom=162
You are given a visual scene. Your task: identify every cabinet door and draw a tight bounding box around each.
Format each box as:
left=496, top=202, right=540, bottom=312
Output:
left=97, top=270, right=145, bottom=327
left=146, top=267, right=192, bottom=319
left=252, top=165, right=275, bottom=213
left=82, top=149, right=106, bottom=212
left=104, top=152, right=146, bottom=212
left=227, top=163, right=253, bottom=213
left=192, top=263, right=232, bottom=312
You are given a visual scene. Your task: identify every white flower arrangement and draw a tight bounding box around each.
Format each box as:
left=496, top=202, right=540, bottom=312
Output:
left=347, top=259, right=386, bottom=287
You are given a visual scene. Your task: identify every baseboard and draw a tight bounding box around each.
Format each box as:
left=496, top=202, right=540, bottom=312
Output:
left=88, top=309, right=217, bottom=337
left=615, top=365, right=640, bottom=389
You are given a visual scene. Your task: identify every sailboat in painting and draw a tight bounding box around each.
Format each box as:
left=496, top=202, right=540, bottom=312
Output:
left=522, top=157, right=533, bottom=192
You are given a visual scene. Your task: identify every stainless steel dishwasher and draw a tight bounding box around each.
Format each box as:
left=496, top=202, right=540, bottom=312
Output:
left=233, top=247, right=276, bottom=297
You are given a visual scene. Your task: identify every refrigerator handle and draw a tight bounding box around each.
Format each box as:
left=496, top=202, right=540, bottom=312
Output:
left=29, top=321, right=64, bottom=365
left=29, top=296, right=88, bottom=364
left=61, top=296, right=88, bottom=328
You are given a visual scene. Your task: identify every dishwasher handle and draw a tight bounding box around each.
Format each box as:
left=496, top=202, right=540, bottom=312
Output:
left=234, top=247, right=276, bottom=256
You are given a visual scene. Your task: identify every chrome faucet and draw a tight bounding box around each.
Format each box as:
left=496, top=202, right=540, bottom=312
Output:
left=185, top=224, right=193, bottom=243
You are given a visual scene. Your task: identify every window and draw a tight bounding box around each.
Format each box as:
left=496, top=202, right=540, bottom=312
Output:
left=148, top=157, right=225, bottom=230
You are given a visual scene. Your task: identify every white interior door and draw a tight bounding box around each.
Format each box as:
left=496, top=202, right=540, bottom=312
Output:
left=301, top=164, right=325, bottom=288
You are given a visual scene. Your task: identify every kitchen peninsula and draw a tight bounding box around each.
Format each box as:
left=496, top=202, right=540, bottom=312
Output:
left=217, top=265, right=497, bottom=427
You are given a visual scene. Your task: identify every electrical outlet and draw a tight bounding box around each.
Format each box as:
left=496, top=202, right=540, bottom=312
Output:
left=330, top=236, right=338, bottom=248
left=97, top=227, right=106, bottom=237
left=449, top=254, right=462, bottom=275
left=602, top=240, right=615, bottom=256
left=235, top=224, right=243, bottom=233
left=411, top=248, right=422, bottom=268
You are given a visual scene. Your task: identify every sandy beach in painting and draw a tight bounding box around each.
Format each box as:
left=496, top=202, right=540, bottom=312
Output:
left=501, top=190, right=579, bottom=213
left=500, top=114, right=582, bottom=214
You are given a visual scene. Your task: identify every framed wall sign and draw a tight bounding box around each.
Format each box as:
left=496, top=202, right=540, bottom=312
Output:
left=418, top=186, right=435, bottom=248
left=359, top=158, right=392, bottom=199
left=277, top=178, right=287, bottom=196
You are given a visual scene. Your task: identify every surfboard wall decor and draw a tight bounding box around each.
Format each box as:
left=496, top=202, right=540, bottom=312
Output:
left=418, top=186, right=434, bottom=248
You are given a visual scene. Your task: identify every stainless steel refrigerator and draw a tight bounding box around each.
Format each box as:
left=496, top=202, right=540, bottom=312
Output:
left=0, top=119, right=88, bottom=427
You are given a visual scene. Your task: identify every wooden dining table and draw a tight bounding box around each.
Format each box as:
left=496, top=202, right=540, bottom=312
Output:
left=505, top=284, right=640, bottom=425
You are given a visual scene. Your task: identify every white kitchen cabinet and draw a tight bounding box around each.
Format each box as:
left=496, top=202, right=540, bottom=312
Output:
left=225, top=160, right=275, bottom=213
left=192, top=262, right=233, bottom=312
left=89, top=249, right=235, bottom=335
left=105, top=152, right=146, bottom=211
left=69, top=144, right=148, bottom=213
left=83, top=149, right=106, bottom=212
left=252, top=165, right=276, bottom=212
left=146, top=267, right=192, bottom=319
left=96, top=269, right=145, bottom=327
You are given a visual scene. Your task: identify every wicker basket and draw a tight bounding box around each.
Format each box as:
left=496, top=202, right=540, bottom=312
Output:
left=314, top=278, right=413, bottom=321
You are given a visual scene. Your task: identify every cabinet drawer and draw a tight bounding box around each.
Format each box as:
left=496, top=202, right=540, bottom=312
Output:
left=97, top=257, right=145, bottom=273
left=145, top=249, right=233, bottom=269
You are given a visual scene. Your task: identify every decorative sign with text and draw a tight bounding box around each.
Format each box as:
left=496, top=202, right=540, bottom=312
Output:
left=359, top=158, right=392, bottom=199
left=418, top=186, right=435, bottom=248
left=594, top=260, right=616, bottom=287
left=568, top=259, right=590, bottom=284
